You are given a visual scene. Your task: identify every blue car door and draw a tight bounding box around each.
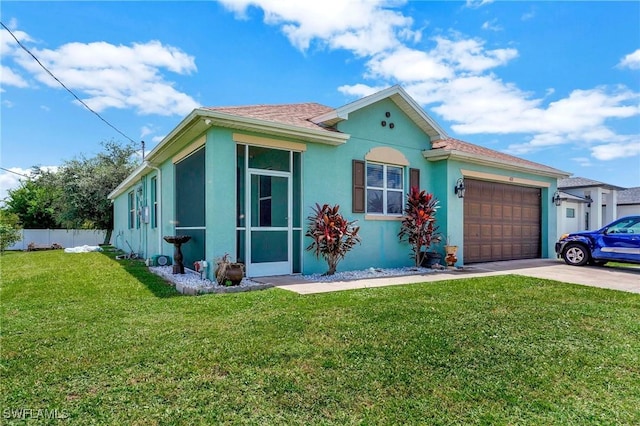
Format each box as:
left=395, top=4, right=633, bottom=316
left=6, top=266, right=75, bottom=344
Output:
left=596, top=217, right=640, bottom=263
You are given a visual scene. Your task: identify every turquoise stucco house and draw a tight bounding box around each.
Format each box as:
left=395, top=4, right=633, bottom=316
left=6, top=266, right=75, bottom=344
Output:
left=108, top=86, right=569, bottom=278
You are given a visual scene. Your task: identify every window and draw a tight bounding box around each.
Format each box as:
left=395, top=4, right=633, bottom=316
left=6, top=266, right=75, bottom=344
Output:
left=566, top=208, right=575, bottom=218
left=150, top=176, right=157, bottom=228
left=128, top=191, right=135, bottom=229
left=258, top=175, right=272, bottom=227
left=366, top=163, right=403, bottom=215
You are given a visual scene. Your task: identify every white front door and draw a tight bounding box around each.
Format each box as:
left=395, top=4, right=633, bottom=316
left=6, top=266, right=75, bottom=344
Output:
left=246, top=171, right=291, bottom=276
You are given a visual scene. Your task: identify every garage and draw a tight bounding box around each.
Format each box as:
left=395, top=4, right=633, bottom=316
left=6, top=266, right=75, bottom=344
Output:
left=464, top=179, right=541, bottom=263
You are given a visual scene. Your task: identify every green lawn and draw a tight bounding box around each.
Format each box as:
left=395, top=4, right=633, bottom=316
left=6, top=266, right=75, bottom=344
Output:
left=1, top=251, right=639, bottom=425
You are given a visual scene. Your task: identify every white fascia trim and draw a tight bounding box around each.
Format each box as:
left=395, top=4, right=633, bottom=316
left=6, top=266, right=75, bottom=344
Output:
left=310, top=86, right=404, bottom=124
left=108, top=108, right=349, bottom=200
left=422, top=149, right=570, bottom=179
left=310, top=85, right=447, bottom=140
left=395, top=90, right=448, bottom=140
left=200, top=110, right=349, bottom=146
left=108, top=162, right=151, bottom=200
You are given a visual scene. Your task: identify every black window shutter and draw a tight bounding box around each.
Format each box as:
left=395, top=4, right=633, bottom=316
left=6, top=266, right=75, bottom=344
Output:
left=409, top=168, right=420, bottom=191
left=352, top=160, right=365, bottom=213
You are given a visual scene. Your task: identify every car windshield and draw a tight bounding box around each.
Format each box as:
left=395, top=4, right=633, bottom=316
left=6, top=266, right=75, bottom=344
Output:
left=606, top=217, right=640, bottom=234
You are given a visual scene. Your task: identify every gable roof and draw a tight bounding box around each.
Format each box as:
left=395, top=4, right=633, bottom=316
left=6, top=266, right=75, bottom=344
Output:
left=203, top=103, right=334, bottom=133
left=617, top=187, right=640, bottom=205
left=424, top=137, right=569, bottom=178
left=558, top=177, right=624, bottom=190
left=310, top=85, right=448, bottom=142
left=109, top=86, right=569, bottom=199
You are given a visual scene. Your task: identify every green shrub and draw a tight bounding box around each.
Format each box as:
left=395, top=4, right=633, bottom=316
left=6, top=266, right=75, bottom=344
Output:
left=305, top=203, right=360, bottom=275
left=398, top=187, right=441, bottom=267
left=0, top=210, right=22, bottom=254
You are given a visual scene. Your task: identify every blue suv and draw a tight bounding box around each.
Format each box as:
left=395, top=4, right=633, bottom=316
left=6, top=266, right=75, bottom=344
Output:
left=555, top=215, right=640, bottom=266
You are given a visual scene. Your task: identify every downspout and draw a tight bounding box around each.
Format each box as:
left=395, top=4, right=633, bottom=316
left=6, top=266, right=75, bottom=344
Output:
left=146, top=161, right=163, bottom=254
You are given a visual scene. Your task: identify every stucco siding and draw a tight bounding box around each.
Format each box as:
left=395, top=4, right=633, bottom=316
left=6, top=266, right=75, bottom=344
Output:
left=300, top=98, right=432, bottom=274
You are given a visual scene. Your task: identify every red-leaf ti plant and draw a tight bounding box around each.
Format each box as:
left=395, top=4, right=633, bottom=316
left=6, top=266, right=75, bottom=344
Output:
left=305, top=203, right=361, bottom=276
left=398, top=187, right=441, bottom=267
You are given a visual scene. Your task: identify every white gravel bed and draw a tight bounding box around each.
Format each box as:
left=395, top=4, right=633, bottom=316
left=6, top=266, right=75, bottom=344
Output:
left=303, top=266, right=445, bottom=282
left=149, top=264, right=452, bottom=295
left=148, top=266, right=269, bottom=295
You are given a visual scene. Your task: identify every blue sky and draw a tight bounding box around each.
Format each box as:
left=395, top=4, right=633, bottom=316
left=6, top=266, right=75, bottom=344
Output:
left=1, top=1, right=639, bottom=201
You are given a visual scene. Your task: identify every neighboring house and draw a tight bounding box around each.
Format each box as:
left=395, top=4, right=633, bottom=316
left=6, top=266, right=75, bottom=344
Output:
left=616, top=187, right=640, bottom=218
left=556, top=177, right=636, bottom=235
left=108, top=86, right=568, bottom=278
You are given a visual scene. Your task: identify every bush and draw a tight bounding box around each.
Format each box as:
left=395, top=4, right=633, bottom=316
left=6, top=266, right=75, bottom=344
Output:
left=0, top=210, right=22, bottom=254
left=305, top=203, right=361, bottom=275
left=398, top=187, right=440, bottom=267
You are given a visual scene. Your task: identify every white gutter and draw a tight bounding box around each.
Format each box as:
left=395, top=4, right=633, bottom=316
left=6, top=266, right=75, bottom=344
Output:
left=423, top=149, right=570, bottom=179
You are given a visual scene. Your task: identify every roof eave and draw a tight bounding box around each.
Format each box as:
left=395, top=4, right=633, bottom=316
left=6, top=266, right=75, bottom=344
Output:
left=198, top=110, right=350, bottom=146
left=107, top=109, right=350, bottom=199
left=108, top=162, right=151, bottom=200
left=423, top=149, right=571, bottom=179
left=310, top=85, right=448, bottom=142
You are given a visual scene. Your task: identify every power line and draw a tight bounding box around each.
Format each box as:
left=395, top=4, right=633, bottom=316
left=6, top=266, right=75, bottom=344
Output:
left=0, top=21, right=136, bottom=144
left=0, top=167, right=32, bottom=179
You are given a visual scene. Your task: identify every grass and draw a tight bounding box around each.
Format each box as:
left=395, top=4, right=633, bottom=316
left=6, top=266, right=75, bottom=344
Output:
left=1, top=250, right=639, bottom=425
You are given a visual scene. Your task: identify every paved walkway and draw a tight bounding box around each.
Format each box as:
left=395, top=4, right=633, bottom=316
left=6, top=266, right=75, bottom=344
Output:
left=256, top=259, right=640, bottom=295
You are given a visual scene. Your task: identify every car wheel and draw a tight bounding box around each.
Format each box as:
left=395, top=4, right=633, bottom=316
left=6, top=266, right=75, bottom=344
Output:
left=562, top=243, right=589, bottom=266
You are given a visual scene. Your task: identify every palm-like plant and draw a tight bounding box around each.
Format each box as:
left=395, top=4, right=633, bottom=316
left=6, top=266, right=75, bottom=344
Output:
left=305, top=203, right=361, bottom=275
left=398, top=187, right=441, bottom=267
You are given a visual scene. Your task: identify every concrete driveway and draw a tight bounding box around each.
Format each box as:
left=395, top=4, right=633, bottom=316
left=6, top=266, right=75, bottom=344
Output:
left=462, top=259, right=640, bottom=294
left=269, top=259, right=640, bottom=295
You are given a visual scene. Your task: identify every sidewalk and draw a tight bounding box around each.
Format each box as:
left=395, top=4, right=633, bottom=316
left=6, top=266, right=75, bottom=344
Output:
left=254, top=259, right=640, bottom=295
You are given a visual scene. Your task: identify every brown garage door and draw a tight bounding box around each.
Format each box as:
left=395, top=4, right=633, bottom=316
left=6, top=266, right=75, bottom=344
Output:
left=464, top=179, right=541, bottom=263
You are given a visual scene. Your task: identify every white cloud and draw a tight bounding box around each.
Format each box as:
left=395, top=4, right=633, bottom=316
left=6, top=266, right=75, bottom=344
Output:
left=466, top=0, right=494, bottom=9
left=431, top=36, right=517, bottom=73
left=4, top=26, right=199, bottom=116
left=0, top=166, right=58, bottom=204
left=591, top=140, right=640, bottom=161
left=1, top=27, right=32, bottom=90
left=571, top=157, right=592, bottom=167
left=365, top=47, right=453, bottom=82
left=217, top=0, right=417, bottom=56
left=219, top=1, right=639, bottom=163
left=618, top=49, right=640, bottom=70
left=0, top=65, right=29, bottom=88
left=338, top=83, right=386, bottom=98
left=521, top=10, right=536, bottom=21
left=481, top=19, right=502, bottom=32
left=140, top=125, right=154, bottom=139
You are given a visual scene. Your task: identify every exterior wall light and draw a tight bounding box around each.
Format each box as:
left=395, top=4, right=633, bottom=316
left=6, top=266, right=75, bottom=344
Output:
left=454, top=178, right=465, bottom=198
left=552, top=190, right=562, bottom=206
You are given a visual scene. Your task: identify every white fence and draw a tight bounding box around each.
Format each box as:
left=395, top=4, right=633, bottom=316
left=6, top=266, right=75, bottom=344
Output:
left=7, top=229, right=107, bottom=251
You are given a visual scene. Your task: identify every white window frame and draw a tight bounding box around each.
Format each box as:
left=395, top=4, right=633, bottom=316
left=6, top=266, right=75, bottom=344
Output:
left=365, top=162, right=404, bottom=216
left=128, top=191, right=135, bottom=229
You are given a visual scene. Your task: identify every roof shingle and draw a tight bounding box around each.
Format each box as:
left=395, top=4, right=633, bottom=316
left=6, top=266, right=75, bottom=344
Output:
left=203, top=103, right=334, bottom=132
left=431, top=138, right=565, bottom=175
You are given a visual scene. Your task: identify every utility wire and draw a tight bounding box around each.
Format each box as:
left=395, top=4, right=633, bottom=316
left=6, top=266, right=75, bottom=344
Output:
left=0, top=167, right=31, bottom=179
left=1, top=21, right=136, bottom=144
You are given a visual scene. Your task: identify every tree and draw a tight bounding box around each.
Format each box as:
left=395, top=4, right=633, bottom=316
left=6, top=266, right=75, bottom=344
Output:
left=55, top=140, right=139, bottom=243
left=398, top=187, right=441, bottom=267
left=305, top=203, right=361, bottom=275
left=0, top=210, right=22, bottom=254
left=4, top=167, right=61, bottom=229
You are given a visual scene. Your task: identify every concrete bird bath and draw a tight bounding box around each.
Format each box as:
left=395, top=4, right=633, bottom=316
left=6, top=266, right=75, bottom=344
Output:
left=163, top=235, right=191, bottom=274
